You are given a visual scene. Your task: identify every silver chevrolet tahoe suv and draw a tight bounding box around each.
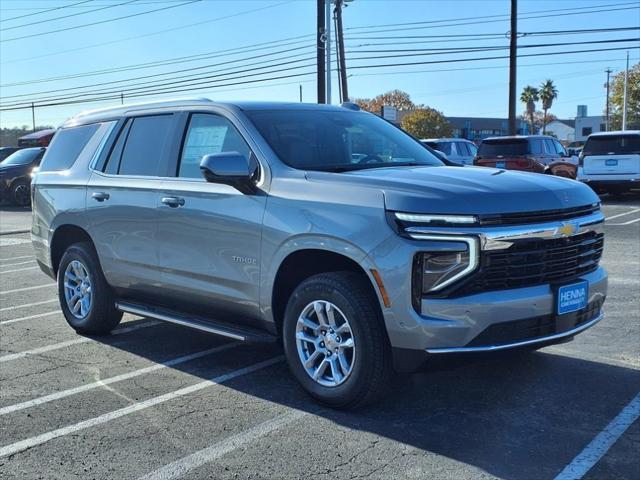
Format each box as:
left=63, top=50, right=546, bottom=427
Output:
left=32, top=99, right=607, bottom=408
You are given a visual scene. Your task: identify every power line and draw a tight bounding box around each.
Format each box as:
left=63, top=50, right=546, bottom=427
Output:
left=1, top=45, right=635, bottom=112
left=344, top=5, right=640, bottom=37
left=0, top=0, right=94, bottom=23
left=0, top=0, right=297, bottom=64
left=0, top=0, right=202, bottom=43
left=0, top=0, right=139, bottom=32
left=345, top=2, right=637, bottom=30
left=4, top=37, right=634, bottom=106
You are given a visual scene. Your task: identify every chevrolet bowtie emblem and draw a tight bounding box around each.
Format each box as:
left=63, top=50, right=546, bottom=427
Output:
left=557, top=222, right=579, bottom=237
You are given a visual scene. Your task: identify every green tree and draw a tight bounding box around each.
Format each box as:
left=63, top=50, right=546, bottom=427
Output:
left=609, top=63, right=640, bottom=130
left=353, top=89, right=415, bottom=114
left=400, top=108, right=453, bottom=138
left=520, top=85, right=539, bottom=134
left=539, top=79, right=558, bottom=134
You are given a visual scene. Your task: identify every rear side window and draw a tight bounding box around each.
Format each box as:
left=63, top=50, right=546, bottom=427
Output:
left=583, top=135, right=640, bottom=155
left=478, top=139, right=529, bottom=156
left=457, top=142, right=470, bottom=156
left=113, top=115, right=173, bottom=176
left=39, top=124, right=99, bottom=172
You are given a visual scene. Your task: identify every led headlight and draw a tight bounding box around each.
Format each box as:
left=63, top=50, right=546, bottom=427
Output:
left=411, top=236, right=479, bottom=294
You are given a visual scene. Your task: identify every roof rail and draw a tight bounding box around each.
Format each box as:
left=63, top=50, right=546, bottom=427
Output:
left=340, top=102, right=361, bottom=111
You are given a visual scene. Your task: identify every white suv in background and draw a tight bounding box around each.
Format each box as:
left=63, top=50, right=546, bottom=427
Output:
left=421, top=138, right=478, bottom=165
left=578, top=131, right=640, bottom=195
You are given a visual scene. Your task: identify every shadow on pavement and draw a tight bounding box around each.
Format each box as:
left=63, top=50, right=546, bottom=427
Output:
left=90, top=319, right=640, bottom=480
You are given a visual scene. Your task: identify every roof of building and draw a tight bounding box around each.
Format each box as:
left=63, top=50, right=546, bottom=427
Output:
left=444, top=117, right=526, bottom=130
left=548, top=119, right=576, bottom=128
left=18, top=129, right=56, bottom=140
left=64, top=98, right=353, bottom=127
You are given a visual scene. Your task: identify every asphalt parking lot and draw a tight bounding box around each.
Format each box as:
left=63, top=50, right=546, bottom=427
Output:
left=0, top=196, right=638, bottom=480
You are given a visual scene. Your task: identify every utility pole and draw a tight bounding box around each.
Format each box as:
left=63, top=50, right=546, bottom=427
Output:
left=299, top=85, right=303, bottom=103
left=316, top=0, right=326, bottom=104
left=325, top=0, right=332, bottom=104
left=622, top=51, right=629, bottom=130
left=335, top=0, right=349, bottom=102
left=508, top=0, right=517, bottom=135
left=121, top=92, right=124, bottom=105
left=31, top=103, right=36, bottom=132
left=605, top=68, right=612, bottom=131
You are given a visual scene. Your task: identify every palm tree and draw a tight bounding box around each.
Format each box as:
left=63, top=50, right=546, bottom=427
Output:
left=520, top=86, right=539, bottom=134
left=539, top=79, right=558, bottom=134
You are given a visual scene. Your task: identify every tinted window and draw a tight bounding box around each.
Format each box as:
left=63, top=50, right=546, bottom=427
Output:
left=434, top=142, right=452, bottom=155
left=178, top=114, right=251, bottom=179
left=478, top=139, right=529, bottom=156
left=583, top=135, right=640, bottom=155
left=118, top=115, right=173, bottom=176
left=456, top=142, right=470, bottom=156
left=543, top=139, right=557, bottom=155
left=103, top=120, right=131, bottom=175
left=467, top=142, right=478, bottom=156
left=247, top=110, right=442, bottom=171
left=1, top=148, right=44, bottom=166
left=553, top=140, right=566, bottom=156
left=38, top=124, right=99, bottom=172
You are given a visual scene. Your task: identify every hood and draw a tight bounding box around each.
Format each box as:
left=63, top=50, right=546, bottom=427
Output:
left=307, top=165, right=599, bottom=215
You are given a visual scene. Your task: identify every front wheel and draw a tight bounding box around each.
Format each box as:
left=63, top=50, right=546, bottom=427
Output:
left=283, top=272, right=392, bottom=409
left=11, top=180, right=30, bottom=207
left=58, top=242, right=122, bottom=334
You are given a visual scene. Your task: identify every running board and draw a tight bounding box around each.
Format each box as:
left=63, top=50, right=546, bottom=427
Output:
left=115, top=302, right=276, bottom=343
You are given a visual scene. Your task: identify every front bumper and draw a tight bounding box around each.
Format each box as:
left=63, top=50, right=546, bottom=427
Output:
left=366, top=211, right=607, bottom=371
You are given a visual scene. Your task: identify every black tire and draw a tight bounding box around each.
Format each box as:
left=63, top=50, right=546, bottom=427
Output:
left=11, top=180, right=30, bottom=207
left=282, top=271, right=393, bottom=409
left=58, top=242, right=122, bottom=334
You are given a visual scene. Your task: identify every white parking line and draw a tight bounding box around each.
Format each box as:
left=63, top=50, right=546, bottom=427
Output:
left=0, top=342, right=239, bottom=415
left=0, top=283, right=54, bottom=295
left=0, top=356, right=282, bottom=458
left=0, top=310, right=61, bottom=325
left=139, top=410, right=306, bottom=480
left=0, top=255, right=33, bottom=262
left=0, top=260, right=34, bottom=268
left=0, top=298, right=58, bottom=313
left=0, top=320, right=159, bottom=363
left=554, top=391, right=640, bottom=480
left=607, top=217, right=640, bottom=226
left=605, top=208, right=640, bottom=221
left=0, top=265, right=40, bottom=274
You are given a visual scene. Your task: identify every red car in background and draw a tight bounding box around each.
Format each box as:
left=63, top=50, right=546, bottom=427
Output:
left=474, top=135, right=570, bottom=174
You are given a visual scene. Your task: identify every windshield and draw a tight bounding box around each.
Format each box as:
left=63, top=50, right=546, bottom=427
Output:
left=583, top=135, right=640, bottom=155
left=0, top=148, right=44, bottom=166
left=478, top=139, right=529, bottom=156
left=246, top=109, right=443, bottom=171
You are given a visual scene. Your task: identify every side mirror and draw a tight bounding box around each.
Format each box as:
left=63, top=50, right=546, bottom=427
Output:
left=200, top=152, right=257, bottom=194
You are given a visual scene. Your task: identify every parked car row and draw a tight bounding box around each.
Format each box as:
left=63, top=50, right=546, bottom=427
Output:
left=0, top=147, right=46, bottom=206
left=421, top=131, right=639, bottom=197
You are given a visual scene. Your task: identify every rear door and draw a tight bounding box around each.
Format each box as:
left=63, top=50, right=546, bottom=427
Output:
left=583, top=134, right=640, bottom=175
left=87, top=113, right=178, bottom=297
left=155, top=111, right=267, bottom=323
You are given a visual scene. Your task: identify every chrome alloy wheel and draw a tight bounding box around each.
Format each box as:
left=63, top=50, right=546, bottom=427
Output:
left=63, top=260, right=93, bottom=319
left=295, top=300, right=355, bottom=387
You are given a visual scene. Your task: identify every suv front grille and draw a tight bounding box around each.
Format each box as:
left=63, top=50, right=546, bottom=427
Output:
left=467, top=298, right=603, bottom=347
left=456, top=230, right=604, bottom=295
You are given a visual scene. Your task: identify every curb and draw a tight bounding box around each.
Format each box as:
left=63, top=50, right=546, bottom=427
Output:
left=0, top=229, right=29, bottom=236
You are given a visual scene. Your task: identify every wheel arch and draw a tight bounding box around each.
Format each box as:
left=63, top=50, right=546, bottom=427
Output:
left=50, top=224, right=94, bottom=276
left=268, top=245, right=383, bottom=335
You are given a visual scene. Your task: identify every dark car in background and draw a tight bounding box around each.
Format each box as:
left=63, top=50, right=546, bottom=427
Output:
left=474, top=135, right=568, bottom=173
left=0, top=147, right=21, bottom=162
left=0, top=147, right=46, bottom=206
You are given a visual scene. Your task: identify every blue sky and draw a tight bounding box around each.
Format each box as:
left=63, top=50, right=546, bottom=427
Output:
left=0, top=0, right=638, bottom=128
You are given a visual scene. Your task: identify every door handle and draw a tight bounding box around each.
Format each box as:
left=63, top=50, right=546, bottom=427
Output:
left=161, top=196, right=185, bottom=208
left=91, top=192, right=110, bottom=202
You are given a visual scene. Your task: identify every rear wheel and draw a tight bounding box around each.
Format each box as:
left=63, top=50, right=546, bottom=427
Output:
left=58, top=242, right=122, bottom=334
left=283, top=272, right=392, bottom=409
